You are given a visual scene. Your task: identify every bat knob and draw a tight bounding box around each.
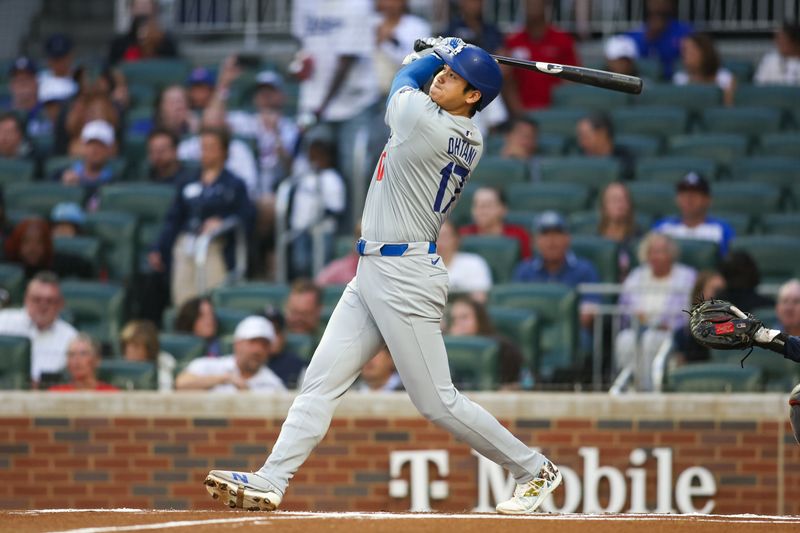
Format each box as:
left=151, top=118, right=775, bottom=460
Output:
left=414, top=39, right=433, bottom=52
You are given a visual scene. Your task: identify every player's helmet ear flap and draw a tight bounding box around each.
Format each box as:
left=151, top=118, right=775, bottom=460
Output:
left=434, top=44, right=502, bottom=111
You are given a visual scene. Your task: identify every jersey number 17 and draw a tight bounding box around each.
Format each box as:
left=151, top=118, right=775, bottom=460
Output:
left=433, top=162, right=469, bottom=214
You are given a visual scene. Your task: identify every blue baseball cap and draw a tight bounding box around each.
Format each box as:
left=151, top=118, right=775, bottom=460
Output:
left=187, top=67, right=215, bottom=86
left=45, top=33, right=74, bottom=59
left=51, top=202, right=86, bottom=226
left=535, top=211, right=567, bottom=233
left=8, top=56, right=37, bottom=76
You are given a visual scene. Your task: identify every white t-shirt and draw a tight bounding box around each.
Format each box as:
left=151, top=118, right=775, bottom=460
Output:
left=177, top=137, right=259, bottom=199
left=754, top=50, right=800, bottom=86
left=446, top=252, right=493, bottom=294
left=183, top=355, right=286, bottom=393
left=373, top=13, right=431, bottom=94
left=278, top=167, right=346, bottom=231
left=0, top=308, right=77, bottom=381
left=672, top=68, right=734, bottom=91
left=292, top=0, right=379, bottom=121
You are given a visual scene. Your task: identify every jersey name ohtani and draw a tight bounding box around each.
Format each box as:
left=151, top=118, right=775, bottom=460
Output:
left=447, top=136, right=477, bottom=167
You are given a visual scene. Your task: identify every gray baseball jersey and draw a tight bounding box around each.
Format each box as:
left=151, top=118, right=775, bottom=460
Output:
left=361, top=87, right=483, bottom=243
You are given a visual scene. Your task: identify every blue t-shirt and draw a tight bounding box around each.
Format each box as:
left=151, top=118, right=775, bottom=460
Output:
left=627, top=19, right=693, bottom=79
left=512, top=252, right=601, bottom=304
left=651, top=215, right=735, bottom=256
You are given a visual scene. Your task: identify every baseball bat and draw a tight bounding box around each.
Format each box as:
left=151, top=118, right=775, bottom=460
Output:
left=413, top=39, right=643, bottom=95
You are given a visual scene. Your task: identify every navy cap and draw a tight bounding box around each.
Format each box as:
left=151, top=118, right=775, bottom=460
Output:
left=676, top=171, right=710, bottom=194
left=45, top=33, right=74, bottom=59
left=8, top=56, right=37, bottom=76
left=535, top=211, right=567, bottom=233
left=187, top=67, right=215, bottom=86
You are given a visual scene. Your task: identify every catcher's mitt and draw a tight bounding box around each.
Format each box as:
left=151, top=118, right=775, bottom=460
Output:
left=688, top=299, right=763, bottom=351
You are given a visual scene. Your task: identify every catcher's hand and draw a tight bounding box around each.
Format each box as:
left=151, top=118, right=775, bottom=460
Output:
left=688, top=299, right=763, bottom=351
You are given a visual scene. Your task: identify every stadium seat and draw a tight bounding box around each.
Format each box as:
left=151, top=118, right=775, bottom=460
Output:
left=158, top=333, right=206, bottom=363
left=537, top=157, right=621, bottom=189
left=322, top=284, right=347, bottom=307
left=710, top=348, right=800, bottom=393
left=635, top=156, right=718, bottom=183
left=448, top=187, right=474, bottom=227
left=734, top=84, right=800, bottom=126
left=471, top=156, right=528, bottom=188
left=615, top=134, right=662, bottom=157
left=0, top=263, right=25, bottom=306
left=635, top=57, right=663, bottom=81
left=708, top=211, right=751, bottom=236
left=627, top=182, right=675, bottom=217
left=443, top=335, right=500, bottom=390
left=504, top=211, right=538, bottom=232
left=334, top=235, right=355, bottom=259
left=99, top=183, right=176, bottom=225
left=552, top=84, right=630, bottom=110
left=121, top=134, right=149, bottom=180
left=760, top=213, right=800, bottom=237
left=729, top=156, right=800, bottom=189
left=0, top=335, right=31, bottom=389
left=758, top=133, right=800, bottom=158
left=526, top=108, right=587, bottom=137
left=286, top=333, right=315, bottom=362
left=52, top=236, right=101, bottom=278
left=5, top=182, right=85, bottom=217
left=487, top=306, right=539, bottom=370
left=84, top=211, right=138, bottom=282
left=98, top=360, right=157, bottom=391
left=118, top=59, right=192, bottom=89
left=215, top=307, right=251, bottom=336
left=460, top=235, right=521, bottom=284
left=127, top=83, right=157, bottom=109
left=665, top=362, right=762, bottom=392
left=568, top=211, right=652, bottom=236
left=673, top=238, right=719, bottom=270
left=61, top=281, right=125, bottom=346
left=611, top=107, right=689, bottom=139
left=538, top=133, right=567, bottom=155
left=731, top=236, right=800, bottom=284
left=723, top=59, right=754, bottom=82
left=489, top=283, right=578, bottom=380
left=506, top=182, right=591, bottom=214
left=637, top=84, right=722, bottom=112
left=484, top=135, right=504, bottom=156
left=211, top=283, right=290, bottom=314
left=699, top=107, right=782, bottom=141
left=711, top=182, right=781, bottom=216
left=0, top=158, right=34, bottom=186
left=667, top=134, right=749, bottom=171
left=570, top=235, right=619, bottom=283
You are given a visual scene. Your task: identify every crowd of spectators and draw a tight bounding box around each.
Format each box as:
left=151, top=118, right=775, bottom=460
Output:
left=0, top=0, right=798, bottom=394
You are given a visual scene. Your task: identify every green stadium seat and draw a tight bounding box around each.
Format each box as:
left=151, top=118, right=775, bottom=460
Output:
left=611, top=107, right=689, bottom=139
left=487, top=306, right=539, bottom=370
left=729, top=156, right=800, bottom=189
left=121, top=134, right=149, bottom=180
left=570, top=235, right=619, bottom=283
left=137, top=221, right=162, bottom=272
left=734, top=85, right=800, bottom=126
left=322, top=284, right=347, bottom=307
left=710, top=348, right=800, bottom=393
left=215, top=307, right=251, bottom=336
left=52, top=236, right=101, bottom=278
left=460, top=235, right=521, bottom=284
left=0, top=335, right=31, bottom=389
left=673, top=238, right=719, bottom=270
left=538, top=157, right=621, bottom=189
left=711, top=182, right=781, bottom=216
left=5, top=182, right=85, bottom=217
left=504, top=211, right=538, bottom=232
left=84, top=211, right=138, bottom=281
left=159, top=333, right=206, bottom=363
left=119, top=59, right=191, bottom=89
left=758, top=133, right=800, bottom=158
left=552, top=84, right=630, bottom=110
left=526, top=108, right=587, bottom=137
left=506, top=182, right=591, bottom=215
left=0, top=263, right=25, bottom=306
left=615, top=134, right=662, bottom=157
left=334, top=235, right=355, bottom=259
left=484, top=135, right=504, bottom=156
left=448, top=187, right=475, bottom=227
left=98, top=360, right=157, bottom=391
left=635, top=156, right=718, bottom=183
left=731, top=236, right=800, bottom=283
left=0, top=158, right=34, bottom=186
left=760, top=213, right=800, bottom=237
left=538, top=133, right=567, bottom=155
left=443, top=335, right=500, bottom=390
left=471, top=156, right=528, bottom=188
left=665, top=362, right=762, bottom=392
left=286, top=333, right=315, bottom=362
left=60, top=281, right=125, bottom=346
left=627, top=182, right=675, bottom=217
left=667, top=134, right=749, bottom=170
left=127, top=83, right=157, bottom=109
left=708, top=211, right=751, bottom=236
left=30, top=132, right=55, bottom=158
left=637, top=84, right=722, bottom=112
left=723, top=59, right=754, bottom=82
left=212, top=283, right=289, bottom=313
left=700, top=107, right=782, bottom=140
left=99, top=183, right=176, bottom=225
left=635, top=58, right=663, bottom=81
left=489, top=283, right=578, bottom=380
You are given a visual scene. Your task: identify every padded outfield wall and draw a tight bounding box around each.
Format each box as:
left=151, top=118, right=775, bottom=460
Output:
left=0, top=392, right=798, bottom=514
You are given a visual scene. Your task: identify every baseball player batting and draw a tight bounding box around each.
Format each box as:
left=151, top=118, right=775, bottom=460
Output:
left=204, top=37, right=561, bottom=514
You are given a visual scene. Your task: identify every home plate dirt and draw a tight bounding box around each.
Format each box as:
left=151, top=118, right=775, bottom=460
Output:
left=4, top=510, right=800, bottom=533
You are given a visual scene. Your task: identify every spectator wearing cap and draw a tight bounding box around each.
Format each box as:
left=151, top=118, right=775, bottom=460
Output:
left=56, top=119, right=118, bottom=209
left=146, top=128, right=196, bottom=185
left=187, top=67, right=216, bottom=113
left=651, top=172, right=735, bottom=256
left=755, top=21, right=800, bottom=86
left=575, top=112, right=635, bottom=181
left=513, top=211, right=601, bottom=331
left=37, top=77, right=75, bottom=147
left=262, top=307, right=307, bottom=389
left=626, top=0, right=693, bottom=80
left=39, top=33, right=78, bottom=100
left=4, top=57, right=50, bottom=138
left=460, top=187, right=532, bottom=259
left=604, top=34, right=639, bottom=77
left=0, top=112, right=34, bottom=161
left=175, top=316, right=286, bottom=392
left=50, top=202, right=85, bottom=238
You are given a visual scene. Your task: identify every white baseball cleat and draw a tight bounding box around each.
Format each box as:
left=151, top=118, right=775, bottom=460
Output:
left=495, top=460, right=562, bottom=515
left=204, top=470, right=282, bottom=511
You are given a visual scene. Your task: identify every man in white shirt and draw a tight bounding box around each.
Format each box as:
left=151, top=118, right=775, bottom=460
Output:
left=175, top=316, right=286, bottom=393
left=0, top=271, right=77, bottom=385
left=755, top=22, right=800, bottom=86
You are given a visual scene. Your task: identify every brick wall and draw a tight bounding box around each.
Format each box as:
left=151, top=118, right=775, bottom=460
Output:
left=1, top=392, right=797, bottom=514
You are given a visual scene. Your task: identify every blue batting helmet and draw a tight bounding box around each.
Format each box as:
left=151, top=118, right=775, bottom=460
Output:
left=434, top=44, right=502, bottom=111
